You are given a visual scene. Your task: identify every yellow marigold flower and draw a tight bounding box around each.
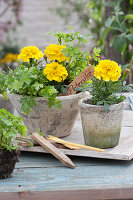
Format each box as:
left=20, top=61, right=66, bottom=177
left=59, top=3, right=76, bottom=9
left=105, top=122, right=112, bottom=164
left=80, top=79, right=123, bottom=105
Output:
left=94, top=60, right=121, bottom=82
left=43, top=62, right=68, bottom=82
left=0, top=53, right=18, bottom=64
left=44, top=44, right=68, bottom=62
left=0, top=58, right=5, bottom=64
left=18, top=46, right=43, bottom=62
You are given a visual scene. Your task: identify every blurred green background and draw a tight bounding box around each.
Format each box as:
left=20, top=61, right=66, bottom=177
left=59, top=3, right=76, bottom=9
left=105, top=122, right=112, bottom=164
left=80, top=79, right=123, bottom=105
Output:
left=0, top=0, right=133, bottom=82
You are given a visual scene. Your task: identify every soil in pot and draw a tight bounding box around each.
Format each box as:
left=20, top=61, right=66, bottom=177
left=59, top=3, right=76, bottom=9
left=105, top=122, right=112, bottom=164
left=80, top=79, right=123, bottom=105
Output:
left=0, top=150, right=19, bottom=179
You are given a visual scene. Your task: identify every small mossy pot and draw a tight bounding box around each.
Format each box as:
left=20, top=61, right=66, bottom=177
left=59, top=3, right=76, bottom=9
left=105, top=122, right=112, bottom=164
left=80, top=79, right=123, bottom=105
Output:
left=9, top=92, right=89, bottom=138
left=79, top=99, right=125, bottom=149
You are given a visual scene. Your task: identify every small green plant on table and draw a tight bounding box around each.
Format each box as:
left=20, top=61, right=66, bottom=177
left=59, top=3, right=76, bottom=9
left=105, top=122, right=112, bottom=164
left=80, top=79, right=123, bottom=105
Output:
left=0, top=108, right=27, bottom=179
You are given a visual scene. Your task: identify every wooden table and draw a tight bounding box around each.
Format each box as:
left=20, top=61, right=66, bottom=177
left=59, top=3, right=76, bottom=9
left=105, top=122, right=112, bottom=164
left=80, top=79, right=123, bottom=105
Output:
left=1, top=151, right=133, bottom=200
left=1, top=93, right=133, bottom=200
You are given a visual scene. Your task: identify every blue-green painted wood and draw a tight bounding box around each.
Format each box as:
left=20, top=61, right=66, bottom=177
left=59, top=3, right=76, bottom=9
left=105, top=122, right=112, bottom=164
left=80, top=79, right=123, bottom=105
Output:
left=0, top=165, right=133, bottom=192
left=18, top=152, right=132, bottom=165
left=0, top=152, right=133, bottom=192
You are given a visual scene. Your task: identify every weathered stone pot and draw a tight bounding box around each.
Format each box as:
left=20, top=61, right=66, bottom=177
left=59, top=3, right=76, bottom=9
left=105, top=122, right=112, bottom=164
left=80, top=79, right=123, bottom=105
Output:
left=79, top=99, right=125, bottom=149
left=0, top=94, right=14, bottom=114
left=9, top=92, right=89, bottom=138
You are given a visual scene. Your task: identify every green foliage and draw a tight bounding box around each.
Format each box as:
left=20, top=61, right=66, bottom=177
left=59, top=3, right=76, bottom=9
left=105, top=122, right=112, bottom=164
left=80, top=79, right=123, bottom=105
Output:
left=0, top=71, right=8, bottom=99
left=113, top=36, right=127, bottom=53
left=0, top=60, right=61, bottom=114
left=100, top=0, right=133, bottom=65
left=0, top=108, right=27, bottom=152
left=20, top=96, right=36, bottom=116
left=100, top=1, right=133, bottom=70
left=51, top=28, right=101, bottom=81
left=51, top=28, right=92, bottom=45
left=54, top=0, right=133, bottom=74
left=39, top=86, right=62, bottom=110
left=38, top=128, right=44, bottom=136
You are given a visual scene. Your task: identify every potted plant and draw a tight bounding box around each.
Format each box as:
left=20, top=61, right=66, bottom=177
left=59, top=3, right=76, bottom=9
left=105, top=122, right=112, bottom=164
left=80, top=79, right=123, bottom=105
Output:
left=0, top=28, right=100, bottom=138
left=79, top=59, right=133, bottom=149
left=0, top=108, right=27, bottom=179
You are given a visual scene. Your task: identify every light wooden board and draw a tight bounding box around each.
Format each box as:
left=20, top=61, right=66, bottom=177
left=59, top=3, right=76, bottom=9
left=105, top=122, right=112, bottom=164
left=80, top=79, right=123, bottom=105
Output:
left=19, top=110, right=133, bottom=161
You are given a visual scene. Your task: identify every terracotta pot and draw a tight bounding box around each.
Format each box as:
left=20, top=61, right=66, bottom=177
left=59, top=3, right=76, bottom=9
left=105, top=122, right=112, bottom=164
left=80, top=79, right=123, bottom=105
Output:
left=9, top=92, right=89, bottom=138
left=79, top=99, right=125, bottom=149
left=0, top=150, right=19, bottom=179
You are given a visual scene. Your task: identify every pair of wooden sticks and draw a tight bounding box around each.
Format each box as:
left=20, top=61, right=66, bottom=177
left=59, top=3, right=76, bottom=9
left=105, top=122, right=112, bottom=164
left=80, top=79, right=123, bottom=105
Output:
left=19, top=133, right=104, bottom=169
left=32, top=133, right=104, bottom=169
left=47, top=135, right=104, bottom=152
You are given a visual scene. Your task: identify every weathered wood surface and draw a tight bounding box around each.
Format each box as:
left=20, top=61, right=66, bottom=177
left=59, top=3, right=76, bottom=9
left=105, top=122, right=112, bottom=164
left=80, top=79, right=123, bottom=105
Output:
left=1, top=151, right=133, bottom=199
left=1, top=93, right=133, bottom=199
left=20, top=110, right=133, bottom=160
left=1, top=188, right=133, bottom=200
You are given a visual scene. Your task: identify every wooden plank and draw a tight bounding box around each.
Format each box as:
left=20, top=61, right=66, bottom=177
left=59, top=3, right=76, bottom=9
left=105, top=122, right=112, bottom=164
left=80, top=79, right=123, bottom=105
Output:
left=21, top=127, right=133, bottom=160
left=19, top=144, right=132, bottom=160
left=17, top=152, right=130, bottom=168
left=20, top=127, right=133, bottom=160
left=1, top=188, right=133, bottom=200
left=2, top=162, right=133, bottom=192
left=20, top=110, right=133, bottom=160
left=32, top=133, right=75, bottom=168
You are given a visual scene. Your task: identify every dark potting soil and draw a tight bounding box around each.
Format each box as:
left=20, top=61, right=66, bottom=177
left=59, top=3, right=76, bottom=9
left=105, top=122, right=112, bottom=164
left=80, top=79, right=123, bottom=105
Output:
left=0, top=150, right=19, bottom=179
left=83, top=99, right=93, bottom=104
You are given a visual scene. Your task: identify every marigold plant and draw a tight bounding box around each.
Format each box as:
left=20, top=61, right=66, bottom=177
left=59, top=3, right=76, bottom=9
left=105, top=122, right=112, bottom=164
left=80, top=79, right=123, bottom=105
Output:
left=80, top=59, right=133, bottom=111
left=94, top=60, right=121, bottom=82
left=0, top=27, right=101, bottom=115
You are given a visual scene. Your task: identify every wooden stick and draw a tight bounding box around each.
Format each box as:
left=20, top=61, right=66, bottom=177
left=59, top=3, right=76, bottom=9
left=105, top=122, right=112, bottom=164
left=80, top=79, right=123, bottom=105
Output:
left=60, top=143, right=80, bottom=150
left=18, top=141, right=31, bottom=147
left=17, top=136, right=33, bottom=143
left=32, top=133, right=75, bottom=169
left=47, top=135, right=104, bottom=152
left=47, top=138, right=80, bottom=150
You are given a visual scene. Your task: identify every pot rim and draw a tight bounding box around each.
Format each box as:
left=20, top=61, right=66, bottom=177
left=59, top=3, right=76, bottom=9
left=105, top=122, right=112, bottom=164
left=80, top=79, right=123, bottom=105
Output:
left=79, top=98, right=125, bottom=109
left=8, top=91, right=90, bottom=101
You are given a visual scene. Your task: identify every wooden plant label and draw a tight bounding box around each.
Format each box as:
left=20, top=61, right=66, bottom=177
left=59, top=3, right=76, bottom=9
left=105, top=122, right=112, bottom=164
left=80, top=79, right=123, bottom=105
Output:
left=66, top=65, right=94, bottom=95
left=32, top=132, right=75, bottom=169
